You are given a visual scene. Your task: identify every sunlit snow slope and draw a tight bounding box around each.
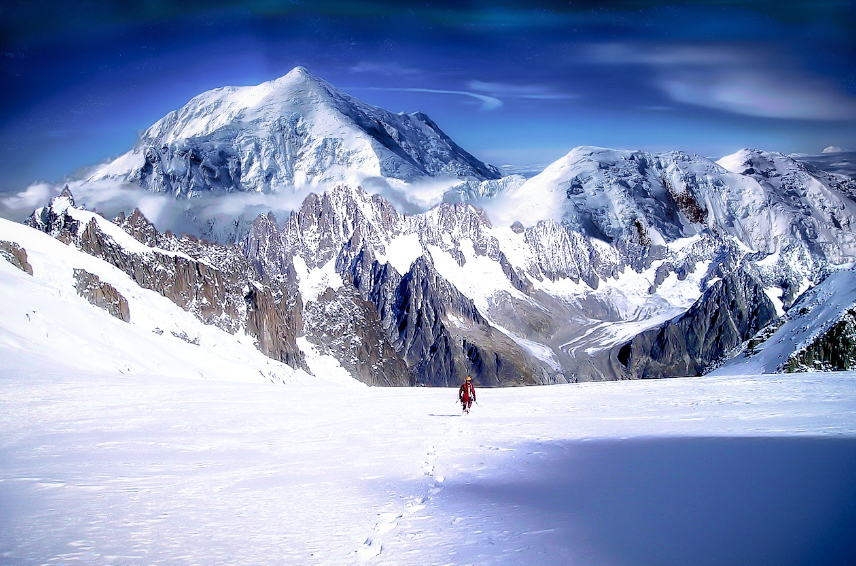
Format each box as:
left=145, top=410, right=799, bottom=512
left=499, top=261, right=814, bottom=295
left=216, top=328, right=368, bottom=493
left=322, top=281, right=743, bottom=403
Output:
left=0, top=217, right=356, bottom=386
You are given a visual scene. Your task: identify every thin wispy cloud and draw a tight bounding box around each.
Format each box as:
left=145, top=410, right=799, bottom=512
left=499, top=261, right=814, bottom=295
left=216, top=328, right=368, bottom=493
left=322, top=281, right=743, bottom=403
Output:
left=348, top=86, right=503, bottom=110
left=587, top=42, right=856, bottom=121
left=586, top=43, right=740, bottom=67
left=349, top=61, right=421, bottom=76
left=468, top=80, right=577, bottom=101
left=661, top=72, right=856, bottom=120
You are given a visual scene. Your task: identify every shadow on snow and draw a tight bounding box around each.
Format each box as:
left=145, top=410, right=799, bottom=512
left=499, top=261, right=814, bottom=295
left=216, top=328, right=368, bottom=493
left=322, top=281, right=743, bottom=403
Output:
left=438, top=436, right=856, bottom=566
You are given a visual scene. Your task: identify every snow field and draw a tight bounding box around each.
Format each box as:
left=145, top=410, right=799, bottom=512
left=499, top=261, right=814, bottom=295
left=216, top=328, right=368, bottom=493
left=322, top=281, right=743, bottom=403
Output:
left=2, top=353, right=855, bottom=566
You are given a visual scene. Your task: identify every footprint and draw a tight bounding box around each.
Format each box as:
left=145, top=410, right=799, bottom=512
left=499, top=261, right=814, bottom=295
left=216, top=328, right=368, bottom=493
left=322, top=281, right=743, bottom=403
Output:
left=356, top=537, right=382, bottom=562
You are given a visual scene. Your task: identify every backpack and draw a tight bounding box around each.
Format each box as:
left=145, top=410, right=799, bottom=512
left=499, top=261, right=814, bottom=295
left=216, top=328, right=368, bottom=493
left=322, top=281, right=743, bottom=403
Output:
left=460, top=382, right=474, bottom=402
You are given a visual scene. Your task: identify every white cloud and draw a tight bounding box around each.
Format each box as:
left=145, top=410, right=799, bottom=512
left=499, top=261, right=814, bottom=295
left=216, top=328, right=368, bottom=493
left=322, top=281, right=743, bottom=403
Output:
left=467, top=80, right=577, bottom=101
left=0, top=173, right=467, bottom=244
left=400, top=88, right=503, bottom=110
left=585, top=42, right=856, bottom=121
left=660, top=71, right=856, bottom=120
left=586, top=42, right=739, bottom=66
left=349, top=61, right=421, bottom=76
left=349, top=86, right=502, bottom=110
left=0, top=182, right=54, bottom=220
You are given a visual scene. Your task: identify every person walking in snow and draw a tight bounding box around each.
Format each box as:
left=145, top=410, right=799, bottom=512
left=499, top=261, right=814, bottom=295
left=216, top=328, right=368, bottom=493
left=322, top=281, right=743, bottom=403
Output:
left=459, top=375, right=476, bottom=414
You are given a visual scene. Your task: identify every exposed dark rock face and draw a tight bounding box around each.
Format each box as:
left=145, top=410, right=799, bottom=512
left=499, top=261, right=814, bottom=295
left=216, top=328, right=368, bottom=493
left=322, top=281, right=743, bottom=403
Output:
left=785, top=309, right=856, bottom=372
left=663, top=174, right=708, bottom=224
left=303, top=286, right=409, bottom=386
left=113, top=208, right=163, bottom=247
left=340, top=241, right=556, bottom=387
left=26, top=187, right=80, bottom=245
left=73, top=268, right=131, bottom=322
left=244, top=282, right=305, bottom=369
left=239, top=185, right=561, bottom=386
left=170, top=330, right=200, bottom=345
left=77, top=217, right=243, bottom=330
left=522, top=221, right=619, bottom=287
left=611, top=267, right=778, bottom=378
left=0, top=241, right=33, bottom=275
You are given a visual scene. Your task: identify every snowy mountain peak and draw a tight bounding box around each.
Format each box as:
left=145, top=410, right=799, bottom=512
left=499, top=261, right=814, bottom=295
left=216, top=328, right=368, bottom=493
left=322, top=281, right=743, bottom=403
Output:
left=55, top=186, right=75, bottom=208
left=487, top=144, right=856, bottom=300
left=716, top=148, right=792, bottom=176
left=85, top=67, right=500, bottom=196
left=283, top=64, right=313, bottom=81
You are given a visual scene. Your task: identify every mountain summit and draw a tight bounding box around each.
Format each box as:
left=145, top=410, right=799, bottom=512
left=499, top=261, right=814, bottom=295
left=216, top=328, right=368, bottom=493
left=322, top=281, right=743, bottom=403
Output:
left=89, top=66, right=501, bottom=195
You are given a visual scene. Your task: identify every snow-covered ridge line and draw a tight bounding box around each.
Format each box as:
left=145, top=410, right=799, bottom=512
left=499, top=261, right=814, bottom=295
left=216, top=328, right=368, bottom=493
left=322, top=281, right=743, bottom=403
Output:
left=714, top=264, right=856, bottom=375
left=28, top=189, right=200, bottom=264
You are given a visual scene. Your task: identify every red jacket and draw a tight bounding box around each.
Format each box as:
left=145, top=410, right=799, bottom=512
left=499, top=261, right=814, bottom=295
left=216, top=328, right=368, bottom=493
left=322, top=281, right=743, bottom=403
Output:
left=459, top=381, right=476, bottom=403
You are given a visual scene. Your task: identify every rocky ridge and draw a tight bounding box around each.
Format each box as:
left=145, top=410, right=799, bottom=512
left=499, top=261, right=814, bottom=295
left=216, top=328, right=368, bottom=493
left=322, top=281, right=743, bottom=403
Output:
left=1, top=240, right=33, bottom=275
left=26, top=189, right=307, bottom=371
left=73, top=268, right=131, bottom=322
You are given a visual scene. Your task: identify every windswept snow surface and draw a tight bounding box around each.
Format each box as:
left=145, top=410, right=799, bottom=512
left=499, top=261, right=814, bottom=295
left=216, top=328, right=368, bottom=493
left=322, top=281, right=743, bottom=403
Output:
left=2, top=347, right=855, bottom=565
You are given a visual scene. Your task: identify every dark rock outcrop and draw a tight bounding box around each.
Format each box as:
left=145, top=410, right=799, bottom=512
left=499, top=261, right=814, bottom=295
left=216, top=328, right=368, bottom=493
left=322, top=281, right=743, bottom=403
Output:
left=303, top=286, right=409, bottom=386
left=343, top=247, right=554, bottom=386
left=73, top=268, right=131, bottom=322
left=611, top=267, right=778, bottom=378
left=0, top=241, right=34, bottom=275
left=244, top=282, right=305, bottom=369
left=241, top=184, right=561, bottom=386
left=785, top=309, right=856, bottom=372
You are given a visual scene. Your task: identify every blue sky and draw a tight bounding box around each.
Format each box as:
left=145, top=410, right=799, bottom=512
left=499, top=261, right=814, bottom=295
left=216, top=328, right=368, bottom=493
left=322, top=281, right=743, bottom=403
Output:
left=1, top=0, right=855, bottom=192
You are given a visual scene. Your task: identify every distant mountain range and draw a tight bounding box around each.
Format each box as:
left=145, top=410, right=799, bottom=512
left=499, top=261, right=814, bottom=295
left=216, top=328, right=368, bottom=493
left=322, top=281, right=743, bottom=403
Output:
left=3, top=67, right=856, bottom=385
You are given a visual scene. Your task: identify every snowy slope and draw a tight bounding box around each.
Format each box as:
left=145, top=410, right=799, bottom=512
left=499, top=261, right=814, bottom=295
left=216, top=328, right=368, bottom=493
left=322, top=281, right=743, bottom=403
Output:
left=1, top=356, right=855, bottom=565
left=712, top=264, right=856, bottom=376
left=0, top=217, right=356, bottom=386
left=716, top=148, right=856, bottom=262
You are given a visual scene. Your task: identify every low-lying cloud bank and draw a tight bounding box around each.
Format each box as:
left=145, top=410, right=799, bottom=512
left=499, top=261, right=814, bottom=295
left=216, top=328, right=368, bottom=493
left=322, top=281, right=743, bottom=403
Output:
left=0, top=173, right=472, bottom=244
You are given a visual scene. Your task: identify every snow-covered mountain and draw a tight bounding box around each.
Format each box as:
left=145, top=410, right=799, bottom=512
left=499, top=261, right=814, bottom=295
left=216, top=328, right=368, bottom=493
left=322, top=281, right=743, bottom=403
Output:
left=88, top=66, right=501, bottom=196
left=12, top=136, right=856, bottom=385
left=495, top=146, right=856, bottom=259
left=6, top=66, right=856, bottom=384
